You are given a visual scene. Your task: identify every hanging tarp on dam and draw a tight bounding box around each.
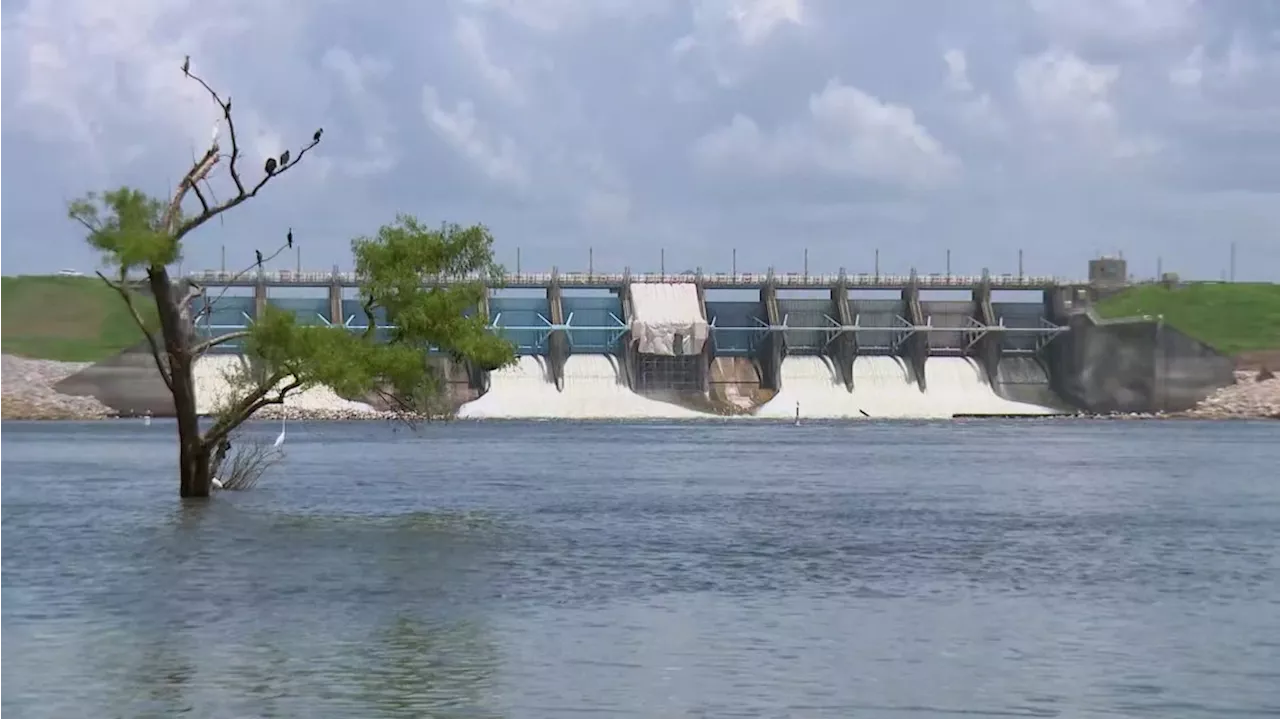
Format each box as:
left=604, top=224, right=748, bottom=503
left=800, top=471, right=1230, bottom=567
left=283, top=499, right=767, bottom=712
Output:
left=628, top=283, right=709, bottom=356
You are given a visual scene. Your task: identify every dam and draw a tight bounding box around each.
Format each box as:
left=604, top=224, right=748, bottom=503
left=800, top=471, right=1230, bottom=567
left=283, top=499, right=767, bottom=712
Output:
left=58, top=263, right=1236, bottom=418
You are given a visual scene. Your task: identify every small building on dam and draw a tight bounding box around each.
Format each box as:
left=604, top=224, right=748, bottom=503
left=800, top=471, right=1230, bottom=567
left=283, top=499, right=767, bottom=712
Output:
left=58, top=266, right=1237, bottom=419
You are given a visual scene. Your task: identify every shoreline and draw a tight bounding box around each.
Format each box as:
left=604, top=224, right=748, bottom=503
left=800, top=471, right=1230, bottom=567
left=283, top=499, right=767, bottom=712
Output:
left=4, top=354, right=1277, bottom=423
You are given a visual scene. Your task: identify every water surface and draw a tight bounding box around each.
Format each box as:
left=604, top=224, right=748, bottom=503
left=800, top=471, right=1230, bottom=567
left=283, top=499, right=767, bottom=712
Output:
left=3, top=419, right=1279, bottom=718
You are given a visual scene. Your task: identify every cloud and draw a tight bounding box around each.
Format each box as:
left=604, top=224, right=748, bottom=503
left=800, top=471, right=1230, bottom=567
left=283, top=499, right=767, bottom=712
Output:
left=1015, top=48, right=1161, bottom=159
left=693, top=79, right=959, bottom=190
left=1030, top=0, right=1199, bottom=44
left=3, top=0, right=1280, bottom=280
left=421, top=86, right=530, bottom=190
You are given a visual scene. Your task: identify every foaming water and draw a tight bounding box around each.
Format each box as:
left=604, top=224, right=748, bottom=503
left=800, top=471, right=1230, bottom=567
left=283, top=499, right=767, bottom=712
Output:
left=4, top=420, right=1279, bottom=717
left=923, top=357, right=1056, bottom=416
left=193, top=355, right=378, bottom=416
left=457, top=355, right=703, bottom=419
left=996, top=356, right=1065, bottom=409
left=757, top=356, right=1055, bottom=419
left=758, top=356, right=915, bottom=419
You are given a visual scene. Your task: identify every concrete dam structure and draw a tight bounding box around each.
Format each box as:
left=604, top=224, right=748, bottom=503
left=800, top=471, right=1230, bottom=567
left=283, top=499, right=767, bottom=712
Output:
left=57, top=267, right=1238, bottom=419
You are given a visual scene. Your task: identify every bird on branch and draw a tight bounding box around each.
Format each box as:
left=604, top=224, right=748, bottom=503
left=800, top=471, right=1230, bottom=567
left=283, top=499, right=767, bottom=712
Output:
left=279, top=149, right=290, bottom=168
left=313, top=128, right=323, bottom=143
left=287, top=228, right=293, bottom=249
left=264, top=157, right=277, bottom=175
left=255, top=249, right=264, bottom=267
left=182, top=55, right=190, bottom=75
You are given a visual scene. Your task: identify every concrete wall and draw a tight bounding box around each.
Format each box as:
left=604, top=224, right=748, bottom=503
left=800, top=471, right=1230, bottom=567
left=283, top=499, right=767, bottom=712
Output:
left=54, top=343, right=479, bottom=418
left=55, top=342, right=176, bottom=417
left=1047, top=311, right=1235, bottom=413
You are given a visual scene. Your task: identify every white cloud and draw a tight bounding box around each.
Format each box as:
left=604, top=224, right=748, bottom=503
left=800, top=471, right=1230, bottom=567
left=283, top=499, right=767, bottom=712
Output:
left=320, top=47, right=397, bottom=176
left=1169, top=45, right=1206, bottom=87
left=1030, top=0, right=1199, bottom=43
left=693, top=79, right=959, bottom=190
left=4, top=0, right=1280, bottom=280
left=941, top=48, right=1006, bottom=136
left=421, top=86, right=530, bottom=189
left=453, top=15, right=524, bottom=104
left=942, top=49, right=973, bottom=93
left=672, top=0, right=806, bottom=87
left=1015, top=48, right=1160, bottom=159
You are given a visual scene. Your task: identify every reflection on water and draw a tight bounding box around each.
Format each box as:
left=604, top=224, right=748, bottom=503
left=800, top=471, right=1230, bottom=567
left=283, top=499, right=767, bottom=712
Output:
left=3, top=418, right=1280, bottom=718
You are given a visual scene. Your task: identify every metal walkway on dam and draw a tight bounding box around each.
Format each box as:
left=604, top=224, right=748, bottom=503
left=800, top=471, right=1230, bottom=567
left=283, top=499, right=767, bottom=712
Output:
left=182, top=267, right=1077, bottom=290
left=187, top=265, right=1082, bottom=395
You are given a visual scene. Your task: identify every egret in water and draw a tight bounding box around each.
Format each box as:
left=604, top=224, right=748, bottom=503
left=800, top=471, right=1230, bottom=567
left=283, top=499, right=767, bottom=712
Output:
left=273, top=412, right=286, bottom=448
left=211, top=477, right=224, bottom=490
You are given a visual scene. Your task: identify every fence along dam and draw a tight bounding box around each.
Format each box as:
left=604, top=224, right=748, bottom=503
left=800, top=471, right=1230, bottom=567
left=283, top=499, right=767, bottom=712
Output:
left=56, top=265, right=1238, bottom=419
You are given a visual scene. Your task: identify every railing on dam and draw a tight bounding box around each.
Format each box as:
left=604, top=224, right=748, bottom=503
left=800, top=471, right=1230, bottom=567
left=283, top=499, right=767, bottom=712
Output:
left=177, top=269, right=1075, bottom=290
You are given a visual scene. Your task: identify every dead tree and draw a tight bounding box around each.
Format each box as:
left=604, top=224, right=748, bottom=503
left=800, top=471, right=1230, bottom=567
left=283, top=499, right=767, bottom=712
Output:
left=82, top=58, right=323, bottom=498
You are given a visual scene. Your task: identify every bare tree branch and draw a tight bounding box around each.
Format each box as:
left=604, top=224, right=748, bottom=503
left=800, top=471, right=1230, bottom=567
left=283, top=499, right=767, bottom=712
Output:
left=163, top=146, right=220, bottom=235
left=181, top=282, right=204, bottom=307
left=95, top=270, right=173, bottom=391
left=190, top=179, right=211, bottom=216
left=203, top=371, right=302, bottom=448
left=185, top=71, right=247, bottom=197
left=171, top=68, right=321, bottom=245
left=192, top=242, right=291, bottom=322
left=192, top=330, right=249, bottom=356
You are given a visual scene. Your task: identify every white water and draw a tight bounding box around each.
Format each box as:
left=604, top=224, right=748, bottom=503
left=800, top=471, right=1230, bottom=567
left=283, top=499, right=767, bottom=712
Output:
left=629, top=282, right=709, bottom=356
left=756, top=356, right=1056, bottom=419
left=457, top=355, right=705, bottom=419
left=192, top=355, right=379, bottom=416
left=922, top=357, right=1055, bottom=417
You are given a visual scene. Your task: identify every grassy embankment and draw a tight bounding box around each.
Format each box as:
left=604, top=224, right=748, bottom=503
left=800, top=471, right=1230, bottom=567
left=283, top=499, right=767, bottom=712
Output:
left=1094, top=282, right=1280, bottom=358
left=2, top=275, right=159, bottom=363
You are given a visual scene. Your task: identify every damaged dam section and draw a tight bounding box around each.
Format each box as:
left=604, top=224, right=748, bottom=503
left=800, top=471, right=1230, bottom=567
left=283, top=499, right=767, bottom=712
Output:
left=53, top=269, right=1238, bottom=420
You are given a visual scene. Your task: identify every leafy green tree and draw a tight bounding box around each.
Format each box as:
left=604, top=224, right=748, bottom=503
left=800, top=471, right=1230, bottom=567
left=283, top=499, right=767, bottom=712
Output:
left=67, top=58, right=513, bottom=498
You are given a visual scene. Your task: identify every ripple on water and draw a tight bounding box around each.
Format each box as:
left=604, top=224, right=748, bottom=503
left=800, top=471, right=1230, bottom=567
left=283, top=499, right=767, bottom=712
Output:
left=3, top=418, right=1279, bottom=718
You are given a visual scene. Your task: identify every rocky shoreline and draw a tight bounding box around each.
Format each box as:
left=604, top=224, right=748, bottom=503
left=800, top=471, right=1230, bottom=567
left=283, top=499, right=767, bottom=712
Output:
left=1, top=355, right=115, bottom=420
left=4, top=354, right=1277, bottom=422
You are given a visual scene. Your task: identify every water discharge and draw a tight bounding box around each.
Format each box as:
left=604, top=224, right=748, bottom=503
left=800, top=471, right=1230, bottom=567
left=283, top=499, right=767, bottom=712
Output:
left=757, top=356, right=1056, bottom=419
left=192, top=355, right=379, bottom=417
left=457, top=355, right=703, bottom=419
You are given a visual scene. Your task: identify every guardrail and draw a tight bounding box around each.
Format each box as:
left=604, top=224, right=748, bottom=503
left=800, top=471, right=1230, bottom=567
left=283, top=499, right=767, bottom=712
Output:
left=175, top=269, right=1076, bottom=288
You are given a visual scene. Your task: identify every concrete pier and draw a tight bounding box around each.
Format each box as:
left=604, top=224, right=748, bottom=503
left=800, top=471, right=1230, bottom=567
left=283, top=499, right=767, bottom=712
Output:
left=972, top=282, right=1000, bottom=385
left=829, top=282, right=854, bottom=391
left=328, top=282, right=343, bottom=326
left=900, top=281, right=927, bottom=391
left=759, top=284, right=783, bottom=391
left=546, top=278, right=567, bottom=390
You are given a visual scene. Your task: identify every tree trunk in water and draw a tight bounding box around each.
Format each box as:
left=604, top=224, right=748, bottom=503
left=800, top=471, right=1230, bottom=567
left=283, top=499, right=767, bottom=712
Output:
left=148, top=266, right=213, bottom=498
left=174, top=360, right=211, bottom=497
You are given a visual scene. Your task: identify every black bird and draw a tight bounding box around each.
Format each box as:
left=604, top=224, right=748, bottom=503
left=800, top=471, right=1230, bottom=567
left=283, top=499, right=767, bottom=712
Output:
left=182, top=55, right=190, bottom=75
left=313, top=128, right=323, bottom=143
left=286, top=228, right=293, bottom=249
left=279, top=149, right=290, bottom=167
left=264, top=157, right=277, bottom=175
left=255, top=249, right=263, bottom=266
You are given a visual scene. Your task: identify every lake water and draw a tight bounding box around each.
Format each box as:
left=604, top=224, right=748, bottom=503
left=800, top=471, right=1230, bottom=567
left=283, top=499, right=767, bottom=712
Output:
left=3, top=418, right=1279, bottom=718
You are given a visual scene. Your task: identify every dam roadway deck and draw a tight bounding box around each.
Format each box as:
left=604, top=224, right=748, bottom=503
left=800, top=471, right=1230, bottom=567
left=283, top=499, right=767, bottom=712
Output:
left=178, top=269, right=1079, bottom=291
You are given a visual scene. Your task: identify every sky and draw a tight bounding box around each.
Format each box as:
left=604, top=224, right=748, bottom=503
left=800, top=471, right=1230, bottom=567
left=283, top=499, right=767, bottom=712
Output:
left=3, top=0, right=1279, bottom=281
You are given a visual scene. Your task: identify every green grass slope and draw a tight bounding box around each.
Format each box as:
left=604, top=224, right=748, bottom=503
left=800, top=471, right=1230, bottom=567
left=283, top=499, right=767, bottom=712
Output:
left=2, top=275, right=160, bottom=362
left=1095, top=282, right=1280, bottom=356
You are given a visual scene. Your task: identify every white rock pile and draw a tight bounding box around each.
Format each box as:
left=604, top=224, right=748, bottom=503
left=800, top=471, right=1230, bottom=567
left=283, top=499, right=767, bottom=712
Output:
left=1, top=355, right=115, bottom=420
left=1183, top=370, right=1280, bottom=420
